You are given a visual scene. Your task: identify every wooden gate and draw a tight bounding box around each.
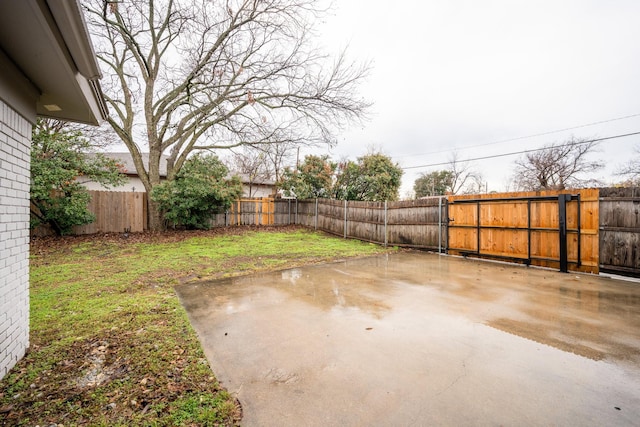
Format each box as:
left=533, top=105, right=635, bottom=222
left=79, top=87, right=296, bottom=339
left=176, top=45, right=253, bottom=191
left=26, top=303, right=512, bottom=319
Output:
left=448, top=189, right=599, bottom=273
left=227, top=198, right=275, bottom=226
left=599, top=187, right=640, bottom=277
left=73, top=191, right=147, bottom=234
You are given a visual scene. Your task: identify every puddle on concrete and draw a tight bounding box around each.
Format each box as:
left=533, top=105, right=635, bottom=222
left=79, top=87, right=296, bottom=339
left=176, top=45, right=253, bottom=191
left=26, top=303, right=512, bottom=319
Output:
left=176, top=252, right=640, bottom=426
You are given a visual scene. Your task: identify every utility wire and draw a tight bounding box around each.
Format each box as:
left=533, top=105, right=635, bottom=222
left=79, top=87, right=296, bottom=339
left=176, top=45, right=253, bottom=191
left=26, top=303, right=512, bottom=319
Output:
left=402, top=131, right=640, bottom=170
left=397, top=112, right=640, bottom=159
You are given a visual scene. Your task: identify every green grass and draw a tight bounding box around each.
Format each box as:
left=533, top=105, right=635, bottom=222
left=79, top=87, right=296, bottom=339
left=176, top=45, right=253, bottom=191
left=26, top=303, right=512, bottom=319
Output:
left=0, top=227, right=393, bottom=426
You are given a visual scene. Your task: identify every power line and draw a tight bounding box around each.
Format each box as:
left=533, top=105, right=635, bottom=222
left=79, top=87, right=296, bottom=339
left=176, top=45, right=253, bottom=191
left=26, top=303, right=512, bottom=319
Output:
left=402, top=131, right=640, bottom=170
left=396, top=112, right=640, bottom=159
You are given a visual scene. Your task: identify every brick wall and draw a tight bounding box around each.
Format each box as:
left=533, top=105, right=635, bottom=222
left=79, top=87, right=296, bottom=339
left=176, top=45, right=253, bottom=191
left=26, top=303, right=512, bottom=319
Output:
left=0, top=98, right=31, bottom=380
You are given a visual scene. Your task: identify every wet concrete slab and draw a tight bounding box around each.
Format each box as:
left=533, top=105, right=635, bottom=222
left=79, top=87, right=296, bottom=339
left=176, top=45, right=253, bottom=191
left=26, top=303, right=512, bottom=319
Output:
left=175, top=252, right=640, bottom=426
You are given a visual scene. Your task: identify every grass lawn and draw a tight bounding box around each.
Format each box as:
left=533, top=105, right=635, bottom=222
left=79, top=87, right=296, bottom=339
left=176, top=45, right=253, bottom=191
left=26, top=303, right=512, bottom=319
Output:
left=0, top=226, right=394, bottom=426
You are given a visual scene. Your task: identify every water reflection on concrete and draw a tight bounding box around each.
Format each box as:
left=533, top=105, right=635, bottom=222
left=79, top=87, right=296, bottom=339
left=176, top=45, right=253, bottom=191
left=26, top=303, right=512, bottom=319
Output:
left=177, top=252, right=640, bottom=426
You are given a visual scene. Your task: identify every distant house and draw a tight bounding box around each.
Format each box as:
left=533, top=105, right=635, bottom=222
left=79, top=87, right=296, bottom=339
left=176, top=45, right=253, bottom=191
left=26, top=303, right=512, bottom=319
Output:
left=82, top=152, right=169, bottom=192
left=85, top=152, right=276, bottom=197
left=0, top=0, right=107, bottom=379
left=236, top=173, right=277, bottom=198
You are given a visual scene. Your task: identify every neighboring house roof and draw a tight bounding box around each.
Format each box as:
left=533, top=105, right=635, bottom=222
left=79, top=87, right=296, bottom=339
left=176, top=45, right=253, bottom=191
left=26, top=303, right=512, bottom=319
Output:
left=100, top=153, right=276, bottom=186
left=0, top=0, right=107, bottom=124
left=236, top=173, right=276, bottom=186
left=93, top=153, right=277, bottom=189
left=97, top=152, right=170, bottom=178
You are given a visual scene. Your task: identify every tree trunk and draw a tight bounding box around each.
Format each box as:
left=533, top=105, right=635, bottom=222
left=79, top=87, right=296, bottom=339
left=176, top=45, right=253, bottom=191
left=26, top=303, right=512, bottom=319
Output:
left=147, top=197, right=164, bottom=231
left=145, top=147, right=165, bottom=231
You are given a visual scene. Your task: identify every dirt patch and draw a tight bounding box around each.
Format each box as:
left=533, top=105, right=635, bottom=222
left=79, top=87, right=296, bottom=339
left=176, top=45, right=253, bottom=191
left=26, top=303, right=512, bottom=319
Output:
left=75, top=341, right=128, bottom=389
left=1, top=329, right=240, bottom=426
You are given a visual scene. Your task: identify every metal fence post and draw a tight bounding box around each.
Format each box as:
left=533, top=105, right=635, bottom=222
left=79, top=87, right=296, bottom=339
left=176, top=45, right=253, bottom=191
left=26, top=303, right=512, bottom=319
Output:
left=344, top=199, right=348, bottom=239
left=384, top=200, right=388, bottom=247
left=558, top=194, right=570, bottom=273
left=438, top=196, right=442, bottom=253
left=257, top=199, right=261, bottom=226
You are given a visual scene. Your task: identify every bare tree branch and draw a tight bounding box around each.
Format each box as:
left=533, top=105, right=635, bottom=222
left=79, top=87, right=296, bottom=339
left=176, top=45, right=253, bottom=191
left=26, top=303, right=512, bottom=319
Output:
left=512, top=137, right=604, bottom=190
left=448, top=152, right=482, bottom=195
left=616, top=144, right=640, bottom=184
left=228, top=147, right=273, bottom=197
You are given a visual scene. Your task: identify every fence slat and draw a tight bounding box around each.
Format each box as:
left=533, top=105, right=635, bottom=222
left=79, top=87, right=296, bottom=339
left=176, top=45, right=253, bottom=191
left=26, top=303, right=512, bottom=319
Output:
left=276, top=197, right=447, bottom=251
left=599, top=187, right=640, bottom=276
left=72, top=191, right=146, bottom=234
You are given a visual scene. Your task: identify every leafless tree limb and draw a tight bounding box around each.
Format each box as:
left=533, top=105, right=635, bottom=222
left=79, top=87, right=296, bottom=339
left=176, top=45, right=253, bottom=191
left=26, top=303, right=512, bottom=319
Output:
left=448, top=152, right=483, bottom=195
left=615, top=144, right=640, bottom=184
left=512, top=137, right=604, bottom=190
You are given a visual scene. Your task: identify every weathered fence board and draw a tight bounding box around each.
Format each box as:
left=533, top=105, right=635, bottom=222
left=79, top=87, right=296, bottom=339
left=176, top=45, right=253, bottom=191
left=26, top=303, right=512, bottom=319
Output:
left=283, top=197, right=447, bottom=250
left=316, top=199, right=347, bottom=236
left=386, top=198, right=447, bottom=249
left=273, top=199, right=296, bottom=226
left=73, top=191, right=147, bottom=234
left=211, top=198, right=275, bottom=226
left=296, top=198, right=318, bottom=228
left=346, top=200, right=386, bottom=244
left=599, top=187, right=640, bottom=276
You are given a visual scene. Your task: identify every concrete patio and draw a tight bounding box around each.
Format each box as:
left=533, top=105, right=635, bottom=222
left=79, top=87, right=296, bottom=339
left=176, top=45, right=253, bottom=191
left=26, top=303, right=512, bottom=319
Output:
left=176, top=252, right=640, bottom=426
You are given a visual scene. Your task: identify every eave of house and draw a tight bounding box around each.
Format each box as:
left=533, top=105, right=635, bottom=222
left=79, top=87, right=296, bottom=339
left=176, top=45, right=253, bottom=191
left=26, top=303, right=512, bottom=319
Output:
left=0, top=0, right=107, bottom=125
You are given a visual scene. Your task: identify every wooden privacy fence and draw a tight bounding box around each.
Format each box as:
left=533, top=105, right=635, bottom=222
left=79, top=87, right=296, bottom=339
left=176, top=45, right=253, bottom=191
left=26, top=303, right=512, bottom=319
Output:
left=209, top=197, right=448, bottom=251
left=213, top=191, right=619, bottom=275
left=73, top=191, right=147, bottom=235
left=599, top=187, right=640, bottom=276
left=72, top=188, right=640, bottom=276
left=447, top=189, right=599, bottom=274
left=226, top=197, right=449, bottom=251
left=307, top=198, right=448, bottom=250
left=387, top=199, right=448, bottom=250
left=211, top=198, right=275, bottom=226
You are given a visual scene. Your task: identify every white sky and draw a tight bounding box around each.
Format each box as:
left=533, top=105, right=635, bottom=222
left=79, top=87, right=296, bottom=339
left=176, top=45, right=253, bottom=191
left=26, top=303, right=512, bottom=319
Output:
left=310, top=0, right=640, bottom=197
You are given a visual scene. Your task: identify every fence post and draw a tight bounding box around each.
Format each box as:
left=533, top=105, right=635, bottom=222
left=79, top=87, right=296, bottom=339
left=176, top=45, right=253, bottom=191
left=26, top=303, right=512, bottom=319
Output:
left=344, top=199, right=348, bottom=239
left=288, top=199, right=291, bottom=225
left=384, top=200, right=388, bottom=247
left=295, top=199, right=298, bottom=225
left=315, top=198, right=318, bottom=230
left=270, top=198, right=274, bottom=225
left=438, top=196, right=442, bottom=253
left=558, top=194, right=571, bottom=273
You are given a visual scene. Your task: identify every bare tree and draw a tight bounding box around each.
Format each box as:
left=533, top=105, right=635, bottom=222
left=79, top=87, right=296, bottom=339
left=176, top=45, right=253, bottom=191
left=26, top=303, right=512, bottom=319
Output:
left=616, top=145, right=640, bottom=185
left=448, top=152, right=483, bottom=195
left=85, top=0, right=370, bottom=229
left=260, top=140, right=297, bottom=184
left=229, top=147, right=272, bottom=197
left=512, top=137, right=603, bottom=190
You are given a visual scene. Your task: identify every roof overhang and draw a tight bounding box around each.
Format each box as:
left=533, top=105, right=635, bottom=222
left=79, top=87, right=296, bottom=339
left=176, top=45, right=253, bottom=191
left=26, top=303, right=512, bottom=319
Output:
left=0, top=0, right=108, bottom=125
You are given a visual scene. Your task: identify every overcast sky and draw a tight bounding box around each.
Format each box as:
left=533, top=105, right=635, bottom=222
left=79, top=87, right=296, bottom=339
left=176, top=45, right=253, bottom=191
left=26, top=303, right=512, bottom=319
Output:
left=308, top=0, right=640, bottom=197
